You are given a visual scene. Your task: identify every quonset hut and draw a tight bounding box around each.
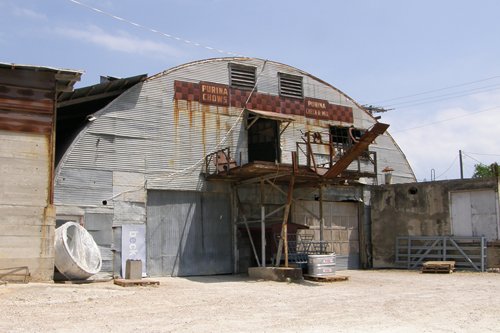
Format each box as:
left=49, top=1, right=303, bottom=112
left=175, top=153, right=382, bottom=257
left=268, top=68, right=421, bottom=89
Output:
left=54, top=58, right=415, bottom=277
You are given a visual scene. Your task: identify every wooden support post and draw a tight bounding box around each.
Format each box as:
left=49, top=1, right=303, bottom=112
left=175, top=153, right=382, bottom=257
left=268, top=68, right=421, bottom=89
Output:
left=275, top=152, right=297, bottom=268
left=260, top=179, right=266, bottom=268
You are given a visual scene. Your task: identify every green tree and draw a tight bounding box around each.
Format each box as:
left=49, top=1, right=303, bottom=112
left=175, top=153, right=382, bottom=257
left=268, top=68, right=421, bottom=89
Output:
left=472, top=163, right=500, bottom=178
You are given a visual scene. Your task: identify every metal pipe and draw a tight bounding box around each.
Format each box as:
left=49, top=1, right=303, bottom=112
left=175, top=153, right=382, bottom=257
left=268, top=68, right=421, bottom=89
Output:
left=261, top=205, right=265, bottom=267
left=319, top=185, right=324, bottom=244
left=459, top=150, right=464, bottom=179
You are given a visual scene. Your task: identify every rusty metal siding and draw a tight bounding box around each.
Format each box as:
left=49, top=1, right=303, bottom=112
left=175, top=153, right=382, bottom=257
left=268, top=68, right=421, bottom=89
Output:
left=0, top=68, right=55, bottom=135
left=56, top=58, right=414, bottom=195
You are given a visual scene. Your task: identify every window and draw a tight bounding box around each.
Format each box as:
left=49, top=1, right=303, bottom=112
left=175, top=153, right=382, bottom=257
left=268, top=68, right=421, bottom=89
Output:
left=229, top=64, right=256, bottom=90
left=330, top=126, right=350, bottom=145
left=279, top=73, right=303, bottom=98
left=330, top=126, right=365, bottom=146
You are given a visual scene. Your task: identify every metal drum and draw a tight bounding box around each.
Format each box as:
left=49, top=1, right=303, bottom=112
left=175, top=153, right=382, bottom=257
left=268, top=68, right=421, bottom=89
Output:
left=307, top=254, right=336, bottom=277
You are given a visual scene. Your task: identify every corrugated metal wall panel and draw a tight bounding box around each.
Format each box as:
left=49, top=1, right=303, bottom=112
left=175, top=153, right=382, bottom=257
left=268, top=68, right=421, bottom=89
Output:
left=371, top=134, right=416, bottom=183
left=146, top=190, right=232, bottom=277
left=112, top=201, right=146, bottom=227
left=84, top=213, right=113, bottom=272
left=54, top=168, right=113, bottom=207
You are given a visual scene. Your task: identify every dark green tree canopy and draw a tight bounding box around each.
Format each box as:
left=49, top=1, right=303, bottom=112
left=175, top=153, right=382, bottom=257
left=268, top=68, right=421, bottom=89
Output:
left=472, top=163, right=500, bottom=178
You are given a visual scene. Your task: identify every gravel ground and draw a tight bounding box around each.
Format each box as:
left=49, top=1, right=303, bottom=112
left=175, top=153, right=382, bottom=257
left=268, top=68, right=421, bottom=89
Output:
left=0, top=270, right=499, bottom=333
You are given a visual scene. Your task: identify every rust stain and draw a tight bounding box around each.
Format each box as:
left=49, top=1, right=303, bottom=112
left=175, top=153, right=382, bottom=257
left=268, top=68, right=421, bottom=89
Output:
left=47, top=119, right=55, bottom=205
left=0, top=95, right=54, bottom=134
left=216, top=113, right=221, bottom=143
left=188, top=100, right=194, bottom=127
left=173, top=99, right=180, bottom=127
left=41, top=205, right=55, bottom=258
left=216, top=106, right=229, bottom=116
left=225, top=122, right=232, bottom=146
left=201, top=105, right=209, bottom=147
left=0, top=114, right=52, bottom=134
left=0, top=97, right=53, bottom=114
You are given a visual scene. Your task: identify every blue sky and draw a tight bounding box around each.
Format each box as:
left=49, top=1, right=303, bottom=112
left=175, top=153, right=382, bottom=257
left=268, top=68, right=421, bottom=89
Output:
left=3, top=0, right=500, bottom=181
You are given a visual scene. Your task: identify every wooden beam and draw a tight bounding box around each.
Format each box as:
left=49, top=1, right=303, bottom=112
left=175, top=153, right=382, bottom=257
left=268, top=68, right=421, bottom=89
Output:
left=275, top=152, right=296, bottom=267
left=323, top=123, right=389, bottom=179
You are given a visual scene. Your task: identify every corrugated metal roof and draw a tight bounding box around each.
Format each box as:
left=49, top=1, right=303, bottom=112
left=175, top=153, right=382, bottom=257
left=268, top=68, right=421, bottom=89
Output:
left=58, top=74, right=147, bottom=107
left=0, top=62, right=83, bottom=93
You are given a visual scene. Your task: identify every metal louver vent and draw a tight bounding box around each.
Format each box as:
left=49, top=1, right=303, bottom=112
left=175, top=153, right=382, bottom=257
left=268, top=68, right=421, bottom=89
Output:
left=229, top=64, right=256, bottom=90
left=279, top=73, right=303, bottom=98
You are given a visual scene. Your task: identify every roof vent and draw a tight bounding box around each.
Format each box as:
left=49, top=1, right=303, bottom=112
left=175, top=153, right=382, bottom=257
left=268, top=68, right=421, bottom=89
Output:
left=279, top=73, right=303, bottom=98
left=229, top=64, right=256, bottom=90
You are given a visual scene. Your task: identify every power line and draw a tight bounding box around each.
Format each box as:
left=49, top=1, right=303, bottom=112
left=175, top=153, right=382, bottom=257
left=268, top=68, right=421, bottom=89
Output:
left=368, top=75, right=500, bottom=105
left=462, top=152, right=485, bottom=165
left=67, top=0, right=245, bottom=57
left=463, top=151, right=500, bottom=157
left=391, top=105, right=500, bottom=133
left=435, top=155, right=458, bottom=180
left=385, top=83, right=500, bottom=109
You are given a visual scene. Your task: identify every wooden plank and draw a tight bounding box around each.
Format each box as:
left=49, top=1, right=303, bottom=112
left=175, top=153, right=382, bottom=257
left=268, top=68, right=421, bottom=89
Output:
left=422, top=261, right=455, bottom=274
left=114, top=279, right=160, bottom=287
left=303, top=274, right=349, bottom=282
left=55, top=277, right=113, bottom=284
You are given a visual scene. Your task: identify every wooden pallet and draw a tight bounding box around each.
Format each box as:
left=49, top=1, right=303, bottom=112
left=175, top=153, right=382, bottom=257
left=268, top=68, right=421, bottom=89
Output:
left=114, top=279, right=160, bottom=287
left=422, top=261, right=455, bottom=274
left=303, top=274, right=349, bottom=282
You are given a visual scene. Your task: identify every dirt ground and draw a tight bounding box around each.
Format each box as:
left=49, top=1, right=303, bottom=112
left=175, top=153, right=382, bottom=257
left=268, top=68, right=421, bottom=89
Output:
left=0, top=270, right=499, bottom=333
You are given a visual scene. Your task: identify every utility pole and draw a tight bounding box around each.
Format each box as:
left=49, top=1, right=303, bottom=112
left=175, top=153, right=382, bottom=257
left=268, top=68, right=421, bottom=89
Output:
left=459, top=150, right=464, bottom=179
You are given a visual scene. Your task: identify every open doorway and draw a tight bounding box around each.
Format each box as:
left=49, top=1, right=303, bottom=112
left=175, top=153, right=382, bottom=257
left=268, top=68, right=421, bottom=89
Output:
left=248, top=117, right=280, bottom=163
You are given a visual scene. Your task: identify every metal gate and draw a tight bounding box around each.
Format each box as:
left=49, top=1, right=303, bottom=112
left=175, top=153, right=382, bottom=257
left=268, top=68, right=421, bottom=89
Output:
left=146, top=190, right=233, bottom=276
left=395, top=236, right=487, bottom=271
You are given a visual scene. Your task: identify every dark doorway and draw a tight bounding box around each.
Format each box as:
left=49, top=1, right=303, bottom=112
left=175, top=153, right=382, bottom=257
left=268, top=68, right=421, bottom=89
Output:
left=248, top=118, right=280, bottom=163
